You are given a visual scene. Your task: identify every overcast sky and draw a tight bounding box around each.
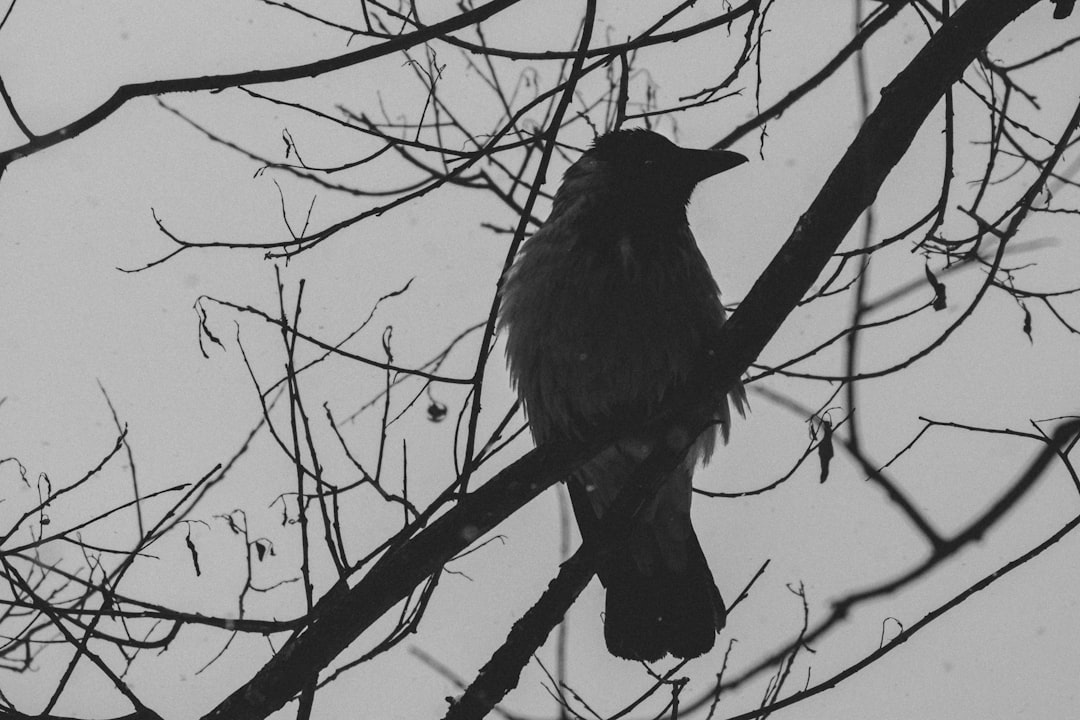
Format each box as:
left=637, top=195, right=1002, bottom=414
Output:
left=2, top=2, right=1079, bottom=719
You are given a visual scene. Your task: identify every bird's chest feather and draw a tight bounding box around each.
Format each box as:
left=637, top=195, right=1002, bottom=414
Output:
left=501, top=215, right=724, bottom=441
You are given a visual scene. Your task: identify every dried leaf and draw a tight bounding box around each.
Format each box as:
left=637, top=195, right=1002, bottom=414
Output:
left=925, top=264, right=947, bottom=311
left=818, top=420, right=834, bottom=483
left=427, top=400, right=448, bottom=423
left=186, top=526, right=202, bottom=577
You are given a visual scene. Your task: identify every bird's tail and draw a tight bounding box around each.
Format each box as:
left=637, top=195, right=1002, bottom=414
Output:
left=567, top=446, right=726, bottom=661
left=602, top=526, right=725, bottom=661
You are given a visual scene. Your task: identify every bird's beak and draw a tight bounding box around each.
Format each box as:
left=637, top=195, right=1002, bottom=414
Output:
left=679, top=148, right=749, bottom=182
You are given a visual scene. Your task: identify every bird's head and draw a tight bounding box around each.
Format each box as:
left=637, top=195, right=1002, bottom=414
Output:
left=556, top=129, right=748, bottom=214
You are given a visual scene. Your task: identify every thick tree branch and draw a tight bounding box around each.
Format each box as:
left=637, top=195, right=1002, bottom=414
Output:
left=200, top=439, right=592, bottom=720
left=711, top=0, right=1042, bottom=392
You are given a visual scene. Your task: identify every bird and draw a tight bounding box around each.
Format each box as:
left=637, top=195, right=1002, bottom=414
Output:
left=499, top=128, right=748, bottom=661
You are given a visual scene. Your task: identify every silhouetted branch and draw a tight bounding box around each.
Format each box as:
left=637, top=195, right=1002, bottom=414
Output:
left=712, top=0, right=1043, bottom=395
left=715, top=484, right=1080, bottom=720
left=0, top=0, right=524, bottom=177
left=679, top=416, right=1080, bottom=718
left=202, top=434, right=601, bottom=719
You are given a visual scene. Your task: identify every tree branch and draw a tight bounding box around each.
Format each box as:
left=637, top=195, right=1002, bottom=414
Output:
left=0, top=0, right=523, bottom=177
left=711, top=0, right=1042, bottom=392
left=201, top=439, right=594, bottom=720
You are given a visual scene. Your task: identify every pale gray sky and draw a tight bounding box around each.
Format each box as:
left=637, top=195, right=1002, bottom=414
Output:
left=1, top=2, right=1079, bottom=719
